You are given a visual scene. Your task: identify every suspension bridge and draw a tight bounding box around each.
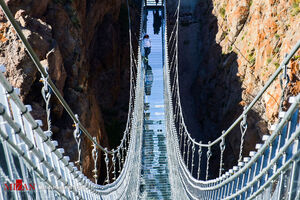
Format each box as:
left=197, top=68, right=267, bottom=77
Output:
left=0, top=0, right=299, bottom=199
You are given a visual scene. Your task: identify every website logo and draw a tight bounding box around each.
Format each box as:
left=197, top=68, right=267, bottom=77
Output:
left=4, top=179, right=35, bottom=191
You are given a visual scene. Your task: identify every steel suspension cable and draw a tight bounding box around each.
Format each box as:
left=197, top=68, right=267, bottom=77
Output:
left=0, top=0, right=138, bottom=156
left=170, top=40, right=300, bottom=148
left=165, top=0, right=300, bottom=185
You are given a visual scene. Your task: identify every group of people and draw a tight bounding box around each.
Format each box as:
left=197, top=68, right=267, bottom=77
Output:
left=142, top=8, right=162, bottom=95
left=142, top=9, right=162, bottom=63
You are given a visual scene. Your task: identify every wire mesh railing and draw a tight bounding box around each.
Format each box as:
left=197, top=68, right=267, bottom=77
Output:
left=0, top=39, right=145, bottom=198
left=165, top=0, right=300, bottom=178
left=164, top=0, right=300, bottom=198
left=0, top=0, right=299, bottom=199
left=0, top=0, right=146, bottom=197
left=165, top=18, right=300, bottom=200
left=0, top=0, right=144, bottom=186
left=0, top=0, right=148, bottom=199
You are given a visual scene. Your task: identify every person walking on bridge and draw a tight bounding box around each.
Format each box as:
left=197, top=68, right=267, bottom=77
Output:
left=143, top=34, right=151, bottom=59
left=153, top=10, right=162, bottom=34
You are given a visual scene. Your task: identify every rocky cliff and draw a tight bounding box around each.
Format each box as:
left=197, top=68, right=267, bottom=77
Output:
left=168, top=0, right=299, bottom=175
left=0, top=0, right=138, bottom=182
left=0, top=0, right=299, bottom=181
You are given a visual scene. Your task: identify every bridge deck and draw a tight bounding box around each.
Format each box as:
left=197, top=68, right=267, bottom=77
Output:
left=140, top=8, right=171, bottom=199
left=0, top=0, right=299, bottom=199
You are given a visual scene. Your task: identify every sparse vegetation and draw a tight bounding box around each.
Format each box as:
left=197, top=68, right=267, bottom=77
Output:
left=274, top=62, right=280, bottom=69
left=249, top=57, right=256, bottom=65
left=275, top=33, right=280, bottom=40
left=274, top=47, right=280, bottom=54
left=249, top=0, right=253, bottom=7
left=291, top=0, right=300, bottom=16
left=219, top=7, right=226, bottom=19
left=267, top=57, right=272, bottom=64
left=248, top=51, right=256, bottom=65
left=293, top=55, right=300, bottom=60
left=220, top=31, right=228, bottom=42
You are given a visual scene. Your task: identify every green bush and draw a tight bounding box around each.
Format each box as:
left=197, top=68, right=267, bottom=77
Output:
left=219, top=7, right=226, bottom=19
left=274, top=47, right=280, bottom=54
left=248, top=51, right=256, bottom=65
left=291, top=1, right=300, bottom=16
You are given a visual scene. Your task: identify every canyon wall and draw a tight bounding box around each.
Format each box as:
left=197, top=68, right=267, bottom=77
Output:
left=0, top=0, right=137, bottom=182
left=168, top=0, right=299, bottom=174
left=0, top=0, right=299, bottom=181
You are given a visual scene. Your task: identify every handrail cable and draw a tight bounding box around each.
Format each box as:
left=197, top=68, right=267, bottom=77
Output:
left=172, top=36, right=300, bottom=148
left=0, top=0, right=137, bottom=155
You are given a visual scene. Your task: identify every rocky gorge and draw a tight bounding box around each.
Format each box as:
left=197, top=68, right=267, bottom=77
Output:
left=0, top=0, right=140, bottom=182
left=0, top=0, right=299, bottom=182
left=167, top=0, right=299, bottom=175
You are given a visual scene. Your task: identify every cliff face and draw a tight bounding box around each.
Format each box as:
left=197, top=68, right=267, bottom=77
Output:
left=168, top=0, right=299, bottom=174
left=210, top=0, right=300, bottom=171
left=212, top=0, right=300, bottom=121
left=0, top=0, right=299, bottom=181
left=0, top=0, right=134, bottom=182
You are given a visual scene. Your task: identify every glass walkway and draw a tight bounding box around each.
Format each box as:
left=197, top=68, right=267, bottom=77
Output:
left=139, top=9, right=171, bottom=199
